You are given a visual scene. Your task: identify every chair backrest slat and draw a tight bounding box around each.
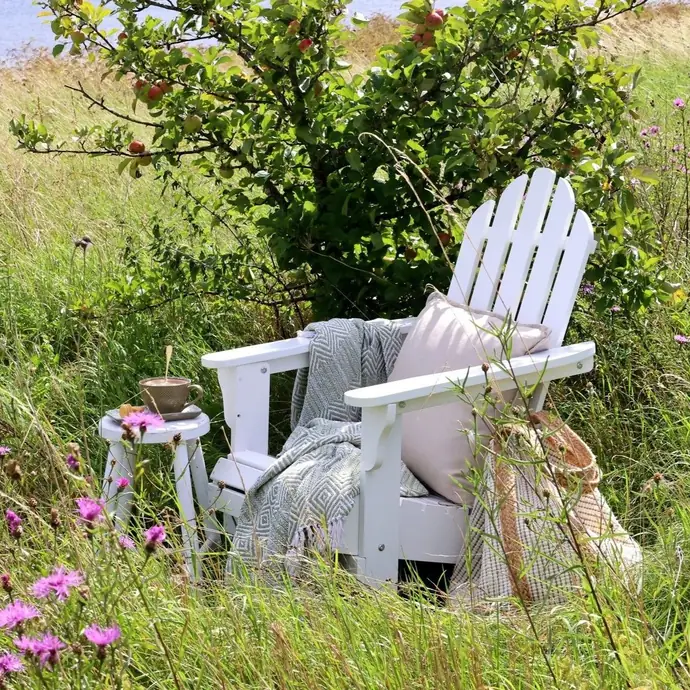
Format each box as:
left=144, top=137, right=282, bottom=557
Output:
left=468, top=175, right=528, bottom=311
left=447, top=199, right=495, bottom=304
left=447, top=168, right=594, bottom=349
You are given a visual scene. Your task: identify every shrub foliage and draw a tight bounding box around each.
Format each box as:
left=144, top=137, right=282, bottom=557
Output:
left=12, top=0, right=667, bottom=317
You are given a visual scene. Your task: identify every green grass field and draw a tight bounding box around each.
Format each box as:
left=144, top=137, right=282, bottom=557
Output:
left=2, top=4, right=690, bottom=688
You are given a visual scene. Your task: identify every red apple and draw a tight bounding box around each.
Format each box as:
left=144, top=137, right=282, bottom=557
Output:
left=298, top=38, right=313, bottom=53
left=415, top=24, right=426, bottom=33
left=438, top=231, right=451, bottom=247
left=404, top=247, right=417, bottom=261
left=313, top=81, right=323, bottom=98
left=287, top=20, right=300, bottom=35
left=412, top=33, right=423, bottom=44
left=118, top=31, right=128, bottom=42
left=435, top=8, right=446, bottom=19
left=147, top=84, right=163, bottom=101
left=134, top=78, right=147, bottom=91
left=157, top=80, right=172, bottom=94
left=128, top=140, right=146, bottom=154
left=425, top=11, right=443, bottom=28
left=422, top=31, right=435, bottom=46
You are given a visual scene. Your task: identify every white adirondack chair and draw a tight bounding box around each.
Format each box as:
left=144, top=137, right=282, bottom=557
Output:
left=201, top=167, right=597, bottom=584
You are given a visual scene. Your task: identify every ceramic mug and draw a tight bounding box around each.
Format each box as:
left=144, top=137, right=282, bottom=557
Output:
left=139, top=377, right=204, bottom=414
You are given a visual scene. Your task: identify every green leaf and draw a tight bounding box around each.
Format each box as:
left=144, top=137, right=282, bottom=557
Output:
left=52, top=43, right=65, bottom=57
left=117, top=158, right=130, bottom=176
left=351, top=12, right=369, bottom=25
left=346, top=149, right=363, bottom=171
left=630, top=166, right=660, bottom=185
left=373, top=166, right=389, bottom=184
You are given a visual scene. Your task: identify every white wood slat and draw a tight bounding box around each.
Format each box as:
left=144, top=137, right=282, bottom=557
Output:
left=469, top=174, right=529, bottom=310
left=493, top=168, right=556, bottom=318
left=542, top=210, right=595, bottom=346
left=516, top=176, right=576, bottom=329
left=447, top=199, right=494, bottom=304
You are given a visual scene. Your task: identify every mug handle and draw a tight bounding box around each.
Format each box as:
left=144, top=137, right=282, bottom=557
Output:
left=187, top=384, right=204, bottom=408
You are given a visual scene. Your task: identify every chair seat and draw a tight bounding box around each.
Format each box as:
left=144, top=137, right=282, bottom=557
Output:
left=208, top=453, right=470, bottom=564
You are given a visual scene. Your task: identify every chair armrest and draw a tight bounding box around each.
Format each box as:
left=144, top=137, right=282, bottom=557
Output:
left=344, top=341, right=595, bottom=410
left=201, top=336, right=313, bottom=374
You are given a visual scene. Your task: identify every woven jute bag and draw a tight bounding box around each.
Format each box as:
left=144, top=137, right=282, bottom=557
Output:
left=449, top=412, right=642, bottom=610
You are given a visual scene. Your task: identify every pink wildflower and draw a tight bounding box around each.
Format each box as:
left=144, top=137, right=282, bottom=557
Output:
left=649, top=125, right=660, bottom=135
left=611, top=305, right=621, bottom=313
left=640, top=128, right=648, bottom=137
left=144, top=525, right=166, bottom=552
left=16, top=634, right=65, bottom=668
left=84, top=624, right=121, bottom=648
left=116, top=477, right=130, bottom=492
left=0, top=601, right=40, bottom=630
left=118, top=534, right=135, bottom=550
left=675, top=334, right=690, bottom=345
left=675, top=98, right=686, bottom=109
left=580, top=282, right=594, bottom=296
left=75, top=497, right=104, bottom=525
left=5, top=510, right=21, bottom=538
left=0, top=447, right=10, bottom=457
left=122, top=411, right=164, bottom=433
left=0, top=651, right=24, bottom=677
left=1, top=573, right=11, bottom=594
left=32, top=566, right=84, bottom=601
left=65, top=453, right=80, bottom=471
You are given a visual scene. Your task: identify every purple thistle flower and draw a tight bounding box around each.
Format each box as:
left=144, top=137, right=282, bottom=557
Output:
left=649, top=125, right=660, bottom=135
left=32, top=566, right=84, bottom=601
left=116, top=477, right=130, bottom=492
left=0, top=447, right=10, bottom=457
left=75, top=497, right=104, bottom=525
left=1, top=573, right=11, bottom=594
left=16, top=634, right=66, bottom=668
left=5, top=510, right=21, bottom=538
left=580, top=282, right=595, bottom=296
left=122, top=411, right=165, bottom=433
left=610, top=305, right=621, bottom=313
left=118, top=534, right=135, bottom=550
left=84, top=624, right=121, bottom=648
left=0, top=651, right=24, bottom=676
left=144, top=525, right=166, bottom=552
left=65, top=453, right=80, bottom=471
left=640, top=128, right=648, bottom=137
left=675, top=97, right=686, bottom=109
left=675, top=334, right=690, bottom=345
left=0, top=601, right=40, bottom=630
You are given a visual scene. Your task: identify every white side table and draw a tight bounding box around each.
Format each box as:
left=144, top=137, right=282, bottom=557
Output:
left=99, top=413, right=218, bottom=579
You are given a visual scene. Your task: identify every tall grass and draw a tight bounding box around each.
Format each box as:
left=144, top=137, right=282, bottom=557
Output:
left=1, top=6, right=690, bottom=688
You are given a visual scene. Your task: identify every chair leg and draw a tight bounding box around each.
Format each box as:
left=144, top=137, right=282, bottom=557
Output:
left=173, top=443, right=201, bottom=581
left=102, top=442, right=134, bottom=529
left=186, top=440, right=222, bottom=549
left=358, top=405, right=402, bottom=587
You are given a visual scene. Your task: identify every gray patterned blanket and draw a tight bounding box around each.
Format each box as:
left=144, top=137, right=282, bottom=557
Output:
left=232, top=318, right=427, bottom=574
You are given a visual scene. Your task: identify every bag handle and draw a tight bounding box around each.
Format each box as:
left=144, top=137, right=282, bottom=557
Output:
left=530, top=411, right=600, bottom=492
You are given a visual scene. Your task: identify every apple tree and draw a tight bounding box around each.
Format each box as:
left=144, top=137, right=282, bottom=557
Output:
left=11, top=0, right=668, bottom=319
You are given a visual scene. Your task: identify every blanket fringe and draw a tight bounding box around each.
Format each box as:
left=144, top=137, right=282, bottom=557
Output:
left=287, top=518, right=345, bottom=572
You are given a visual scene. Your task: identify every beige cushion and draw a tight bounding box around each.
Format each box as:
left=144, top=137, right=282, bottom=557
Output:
left=389, top=291, right=551, bottom=505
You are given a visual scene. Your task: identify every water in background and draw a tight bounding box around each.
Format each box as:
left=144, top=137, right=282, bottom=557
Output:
left=0, top=0, right=452, bottom=60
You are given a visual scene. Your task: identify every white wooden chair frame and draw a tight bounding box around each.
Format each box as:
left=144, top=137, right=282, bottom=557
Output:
left=201, top=168, right=597, bottom=585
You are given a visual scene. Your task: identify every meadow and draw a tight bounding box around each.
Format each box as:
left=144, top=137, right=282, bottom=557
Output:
left=1, top=3, right=690, bottom=688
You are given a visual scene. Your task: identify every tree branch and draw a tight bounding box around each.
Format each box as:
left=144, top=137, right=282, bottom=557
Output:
left=66, top=82, right=163, bottom=129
